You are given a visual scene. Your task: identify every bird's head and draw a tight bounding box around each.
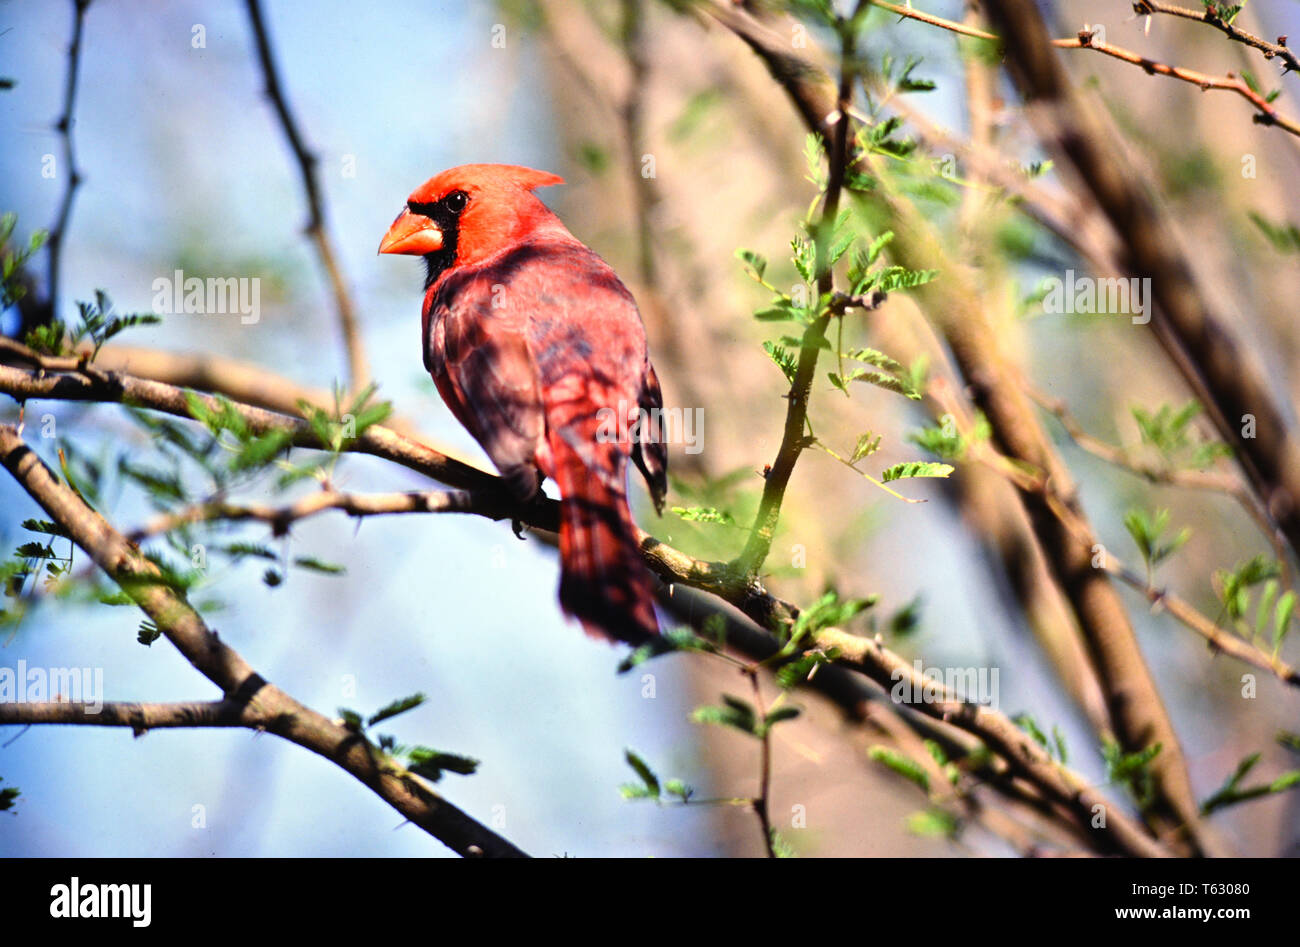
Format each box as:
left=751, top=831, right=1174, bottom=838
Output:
left=379, top=164, right=564, bottom=285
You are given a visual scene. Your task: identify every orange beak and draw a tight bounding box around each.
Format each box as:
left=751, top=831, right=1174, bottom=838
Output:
left=378, top=210, right=444, bottom=255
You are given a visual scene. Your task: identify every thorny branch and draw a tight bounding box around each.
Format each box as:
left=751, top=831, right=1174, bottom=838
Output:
left=864, top=0, right=1300, bottom=137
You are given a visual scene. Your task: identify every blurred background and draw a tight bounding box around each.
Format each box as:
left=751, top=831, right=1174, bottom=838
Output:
left=1, top=0, right=1298, bottom=856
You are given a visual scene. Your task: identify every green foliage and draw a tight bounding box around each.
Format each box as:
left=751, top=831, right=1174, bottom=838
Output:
left=868, top=745, right=929, bottom=792
left=774, top=647, right=840, bottom=689
left=23, top=291, right=160, bottom=360
left=786, top=589, right=876, bottom=649
left=692, top=694, right=802, bottom=739
left=769, top=827, right=798, bottom=857
left=0, top=777, right=18, bottom=814
left=1201, top=752, right=1300, bottom=815
left=1213, top=556, right=1293, bottom=648
left=367, top=693, right=426, bottom=727
left=1202, top=1, right=1245, bottom=26
left=670, top=506, right=735, bottom=526
left=870, top=595, right=923, bottom=639
left=762, top=340, right=798, bottom=384
left=619, top=749, right=694, bottom=803
left=405, top=747, right=480, bottom=783
left=1102, top=739, right=1163, bottom=811
left=879, top=53, right=936, bottom=95
left=1239, top=69, right=1281, bottom=103
left=1013, top=714, right=1069, bottom=764
left=905, top=808, right=959, bottom=839
left=617, top=623, right=720, bottom=673
left=1131, top=401, right=1231, bottom=471
left=1248, top=211, right=1300, bottom=252
left=909, top=411, right=990, bottom=462
left=692, top=694, right=759, bottom=736
left=1123, top=508, right=1191, bottom=573
left=0, top=212, right=47, bottom=310
left=1, top=518, right=77, bottom=634
left=338, top=696, right=476, bottom=783
left=879, top=461, right=954, bottom=483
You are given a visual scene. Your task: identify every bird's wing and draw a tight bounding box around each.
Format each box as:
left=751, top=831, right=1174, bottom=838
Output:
left=426, top=270, right=546, bottom=500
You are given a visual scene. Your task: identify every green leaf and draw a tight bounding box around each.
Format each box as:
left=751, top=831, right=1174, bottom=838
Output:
left=850, top=432, right=882, bottom=463
left=623, top=749, right=660, bottom=800
left=367, top=693, right=426, bottom=727
left=1124, top=508, right=1190, bottom=570
left=868, top=745, right=929, bottom=791
left=670, top=505, right=734, bottom=526
left=664, top=779, right=694, bottom=802
left=692, top=694, right=758, bottom=736
left=735, top=248, right=768, bottom=281
left=905, top=808, right=958, bottom=838
left=1275, top=591, right=1296, bottom=650
left=762, top=341, right=798, bottom=384
left=405, top=746, right=479, bottom=782
left=292, top=556, right=346, bottom=575
left=880, top=461, right=954, bottom=483
left=763, top=704, right=802, bottom=731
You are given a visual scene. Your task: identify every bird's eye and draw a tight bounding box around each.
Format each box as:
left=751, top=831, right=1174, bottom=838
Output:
left=444, top=190, right=469, bottom=214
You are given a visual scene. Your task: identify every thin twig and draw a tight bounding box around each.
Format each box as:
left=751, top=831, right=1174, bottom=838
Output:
left=244, top=0, right=370, bottom=391
left=747, top=669, right=777, bottom=857
left=1133, top=0, right=1299, bottom=76
left=127, top=487, right=478, bottom=542
left=1028, top=385, right=1294, bottom=586
left=865, top=0, right=1300, bottom=138
left=45, top=0, right=91, bottom=321
left=934, top=382, right=1300, bottom=688
left=736, top=3, right=861, bottom=577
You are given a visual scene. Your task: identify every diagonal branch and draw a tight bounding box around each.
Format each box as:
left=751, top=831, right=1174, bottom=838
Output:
left=244, top=0, right=369, bottom=391
left=1133, top=0, right=1299, bottom=76
left=0, top=423, right=526, bottom=857
left=865, top=0, right=1300, bottom=137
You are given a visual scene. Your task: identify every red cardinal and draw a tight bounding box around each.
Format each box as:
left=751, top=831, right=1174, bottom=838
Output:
left=379, top=164, right=666, bottom=643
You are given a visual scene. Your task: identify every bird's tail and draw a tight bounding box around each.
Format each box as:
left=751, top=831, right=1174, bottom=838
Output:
left=548, top=421, right=659, bottom=645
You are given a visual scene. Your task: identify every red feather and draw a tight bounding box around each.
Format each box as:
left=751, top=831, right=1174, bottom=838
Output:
left=381, top=164, right=667, bottom=643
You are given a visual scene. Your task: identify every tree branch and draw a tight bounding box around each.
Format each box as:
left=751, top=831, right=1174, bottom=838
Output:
left=864, top=0, right=1300, bottom=137
left=703, top=0, right=1216, bottom=854
left=0, top=423, right=526, bottom=857
left=244, top=0, right=369, bottom=391
left=0, top=349, right=1169, bottom=855
left=1133, top=0, right=1299, bottom=76
left=42, top=0, right=91, bottom=330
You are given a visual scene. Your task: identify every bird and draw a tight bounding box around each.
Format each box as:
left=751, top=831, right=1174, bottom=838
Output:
left=379, top=164, right=667, bottom=644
